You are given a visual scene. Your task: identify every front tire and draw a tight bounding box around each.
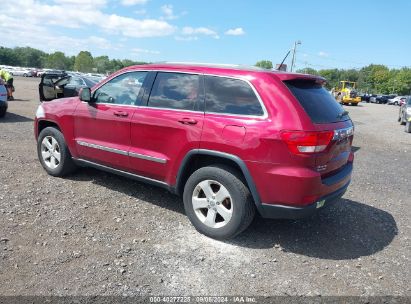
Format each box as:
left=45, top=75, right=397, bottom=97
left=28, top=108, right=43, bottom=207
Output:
left=183, top=165, right=255, bottom=240
left=37, top=127, right=77, bottom=176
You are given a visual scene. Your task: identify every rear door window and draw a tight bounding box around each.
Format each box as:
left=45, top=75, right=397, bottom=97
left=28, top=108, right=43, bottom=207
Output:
left=204, top=76, right=264, bottom=116
left=148, top=72, right=200, bottom=111
left=285, top=80, right=349, bottom=123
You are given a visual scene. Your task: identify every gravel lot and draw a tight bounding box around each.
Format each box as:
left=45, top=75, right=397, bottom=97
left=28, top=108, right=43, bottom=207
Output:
left=0, top=77, right=410, bottom=297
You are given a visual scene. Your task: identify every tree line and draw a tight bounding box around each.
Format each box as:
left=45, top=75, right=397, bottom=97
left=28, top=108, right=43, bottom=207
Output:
left=0, top=46, right=146, bottom=74
left=256, top=60, right=411, bottom=95
left=1, top=47, right=410, bottom=95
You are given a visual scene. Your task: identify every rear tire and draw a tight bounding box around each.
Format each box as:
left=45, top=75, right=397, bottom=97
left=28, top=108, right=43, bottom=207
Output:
left=400, top=115, right=406, bottom=125
left=37, top=127, right=77, bottom=176
left=405, top=121, right=411, bottom=133
left=183, top=165, right=255, bottom=240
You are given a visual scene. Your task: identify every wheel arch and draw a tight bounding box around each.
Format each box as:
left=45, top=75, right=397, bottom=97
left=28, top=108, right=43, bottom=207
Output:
left=175, top=149, right=261, bottom=207
left=37, top=119, right=61, bottom=137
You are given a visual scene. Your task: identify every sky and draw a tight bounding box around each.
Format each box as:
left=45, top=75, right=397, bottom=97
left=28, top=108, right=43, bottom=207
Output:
left=2, top=0, right=410, bottom=70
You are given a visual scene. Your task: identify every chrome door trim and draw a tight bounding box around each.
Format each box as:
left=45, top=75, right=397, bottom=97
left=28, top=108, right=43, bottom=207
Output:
left=129, top=152, right=167, bottom=164
left=77, top=140, right=128, bottom=156
left=76, top=140, right=167, bottom=164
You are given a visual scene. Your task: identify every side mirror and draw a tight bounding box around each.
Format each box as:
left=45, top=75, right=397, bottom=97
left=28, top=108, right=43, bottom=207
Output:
left=79, top=87, right=92, bottom=103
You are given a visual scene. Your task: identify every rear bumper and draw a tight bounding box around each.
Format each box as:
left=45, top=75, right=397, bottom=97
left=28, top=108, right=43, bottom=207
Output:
left=257, top=181, right=349, bottom=219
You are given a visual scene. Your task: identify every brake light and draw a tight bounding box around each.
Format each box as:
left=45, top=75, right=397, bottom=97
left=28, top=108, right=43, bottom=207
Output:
left=280, top=130, right=334, bottom=154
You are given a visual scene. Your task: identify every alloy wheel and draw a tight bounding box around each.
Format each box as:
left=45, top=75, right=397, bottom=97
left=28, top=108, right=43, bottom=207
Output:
left=41, top=136, right=61, bottom=169
left=192, top=180, right=233, bottom=229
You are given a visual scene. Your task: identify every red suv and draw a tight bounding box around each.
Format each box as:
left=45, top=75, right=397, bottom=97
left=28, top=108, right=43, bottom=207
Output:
left=35, top=63, right=354, bottom=239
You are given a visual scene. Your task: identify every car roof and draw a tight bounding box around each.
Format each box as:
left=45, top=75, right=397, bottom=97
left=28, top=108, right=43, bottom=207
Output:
left=117, top=62, right=325, bottom=82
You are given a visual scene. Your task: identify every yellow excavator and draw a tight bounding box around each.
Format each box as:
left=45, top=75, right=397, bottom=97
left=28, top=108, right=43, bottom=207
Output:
left=333, top=81, right=361, bottom=106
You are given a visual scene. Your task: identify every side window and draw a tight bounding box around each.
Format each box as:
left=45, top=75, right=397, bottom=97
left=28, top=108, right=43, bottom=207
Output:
left=68, top=76, right=85, bottom=86
left=205, top=76, right=264, bottom=116
left=148, top=72, right=200, bottom=110
left=93, top=72, right=147, bottom=105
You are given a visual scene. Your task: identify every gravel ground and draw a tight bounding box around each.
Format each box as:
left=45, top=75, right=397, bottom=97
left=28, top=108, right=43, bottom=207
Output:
left=0, top=77, right=410, bottom=297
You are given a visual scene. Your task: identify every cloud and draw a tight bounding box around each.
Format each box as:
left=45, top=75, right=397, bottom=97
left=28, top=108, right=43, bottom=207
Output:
left=121, top=0, right=148, bottom=6
left=100, top=15, right=175, bottom=38
left=1, top=0, right=175, bottom=38
left=134, top=9, right=147, bottom=15
left=224, top=27, right=245, bottom=36
left=132, top=48, right=160, bottom=55
left=175, top=36, right=199, bottom=41
left=318, top=51, right=329, bottom=57
left=161, top=4, right=177, bottom=20
left=182, top=27, right=219, bottom=39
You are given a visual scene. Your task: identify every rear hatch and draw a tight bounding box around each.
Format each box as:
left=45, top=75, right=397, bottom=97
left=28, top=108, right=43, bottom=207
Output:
left=284, top=79, right=354, bottom=177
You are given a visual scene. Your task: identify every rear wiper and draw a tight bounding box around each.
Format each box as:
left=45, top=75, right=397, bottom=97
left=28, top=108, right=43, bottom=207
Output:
left=337, top=110, right=349, bottom=119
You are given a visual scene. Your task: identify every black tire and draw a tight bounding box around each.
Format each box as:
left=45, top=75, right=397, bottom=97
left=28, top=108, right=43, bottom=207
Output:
left=37, top=127, right=77, bottom=176
left=405, top=121, right=411, bottom=133
left=183, top=165, right=255, bottom=240
left=400, top=114, right=406, bottom=125
left=352, top=103, right=358, bottom=106
left=0, top=107, right=6, bottom=118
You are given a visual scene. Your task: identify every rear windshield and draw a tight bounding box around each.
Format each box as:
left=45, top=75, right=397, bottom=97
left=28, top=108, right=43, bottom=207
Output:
left=285, top=80, right=349, bottom=124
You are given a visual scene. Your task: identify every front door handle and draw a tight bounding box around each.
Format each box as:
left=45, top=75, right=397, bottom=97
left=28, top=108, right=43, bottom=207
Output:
left=178, top=118, right=198, bottom=125
left=113, top=111, right=129, bottom=117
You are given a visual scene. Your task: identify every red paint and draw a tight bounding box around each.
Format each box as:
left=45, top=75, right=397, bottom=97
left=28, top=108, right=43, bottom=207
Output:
left=35, top=63, right=354, bottom=207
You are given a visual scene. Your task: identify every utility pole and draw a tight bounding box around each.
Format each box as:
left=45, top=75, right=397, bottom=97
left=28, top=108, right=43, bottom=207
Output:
left=290, top=40, right=301, bottom=72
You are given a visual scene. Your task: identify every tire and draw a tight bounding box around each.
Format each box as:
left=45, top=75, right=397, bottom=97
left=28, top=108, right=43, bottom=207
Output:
left=405, top=121, right=411, bottom=133
left=23, top=73, right=27, bottom=77
left=37, top=127, right=77, bottom=176
left=183, top=165, right=255, bottom=240
left=0, top=107, right=6, bottom=118
left=400, top=114, right=406, bottom=125
left=352, top=103, right=358, bottom=106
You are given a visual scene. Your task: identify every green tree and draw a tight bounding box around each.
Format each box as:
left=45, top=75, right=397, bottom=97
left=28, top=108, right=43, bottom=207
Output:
left=255, top=60, right=273, bottom=69
left=93, top=55, right=111, bottom=73
left=296, top=67, right=318, bottom=75
left=318, top=69, right=340, bottom=89
left=45, top=51, right=71, bottom=70
left=74, top=51, right=94, bottom=72
left=0, top=47, right=19, bottom=66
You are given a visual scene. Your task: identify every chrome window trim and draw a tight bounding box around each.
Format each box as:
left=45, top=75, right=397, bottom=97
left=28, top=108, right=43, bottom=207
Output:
left=76, top=140, right=167, bottom=163
left=202, top=73, right=268, bottom=119
left=82, top=69, right=269, bottom=118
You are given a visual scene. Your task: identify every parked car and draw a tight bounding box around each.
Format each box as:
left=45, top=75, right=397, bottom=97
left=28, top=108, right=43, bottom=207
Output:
left=9, top=67, right=35, bottom=77
left=388, top=96, right=406, bottom=105
left=0, top=79, right=7, bottom=117
left=360, top=94, right=371, bottom=102
left=39, top=72, right=99, bottom=101
left=369, top=95, right=377, bottom=103
left=398, top=96, right=411, bottom=133
left=34, top=63, right=355, bottom=239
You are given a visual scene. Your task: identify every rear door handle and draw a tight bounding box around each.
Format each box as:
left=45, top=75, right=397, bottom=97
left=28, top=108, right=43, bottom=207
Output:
left=178, top=118, right=198, bottom=125
left=113, top=111, right=129, bottom=117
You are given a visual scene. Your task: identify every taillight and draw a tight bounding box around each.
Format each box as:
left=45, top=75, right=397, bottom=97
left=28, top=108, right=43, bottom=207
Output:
left=280, top=130, right=334, bottom=154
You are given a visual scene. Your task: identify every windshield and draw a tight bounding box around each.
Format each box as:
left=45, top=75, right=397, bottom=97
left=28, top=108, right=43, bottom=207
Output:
left=285, top=80, right=350, bottom=124
left=83, top=77, right=99, bottom=87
